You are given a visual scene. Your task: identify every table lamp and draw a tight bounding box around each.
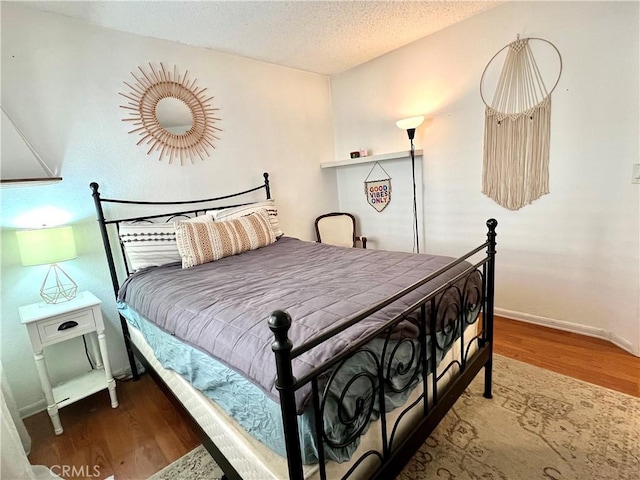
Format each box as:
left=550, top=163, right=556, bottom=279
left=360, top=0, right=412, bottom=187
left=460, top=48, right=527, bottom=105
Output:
left=16, top=226, right=78, bottom=304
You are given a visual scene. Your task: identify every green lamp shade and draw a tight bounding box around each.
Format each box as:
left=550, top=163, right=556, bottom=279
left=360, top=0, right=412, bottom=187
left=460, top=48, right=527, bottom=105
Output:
left=17, top=226, right=77, bottom=266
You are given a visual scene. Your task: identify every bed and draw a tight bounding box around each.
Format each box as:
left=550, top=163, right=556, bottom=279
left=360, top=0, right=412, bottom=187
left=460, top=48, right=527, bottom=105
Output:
left=90, top=173, right=497, bottom=480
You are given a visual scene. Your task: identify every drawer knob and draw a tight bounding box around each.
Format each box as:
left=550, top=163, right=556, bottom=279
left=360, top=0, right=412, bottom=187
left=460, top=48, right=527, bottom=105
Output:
left=57, top=320, right=78, bottom=331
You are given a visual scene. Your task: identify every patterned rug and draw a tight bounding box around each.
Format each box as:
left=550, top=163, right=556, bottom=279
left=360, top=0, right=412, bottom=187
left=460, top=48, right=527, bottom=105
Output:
left=149, top=355, right=640, bottom=479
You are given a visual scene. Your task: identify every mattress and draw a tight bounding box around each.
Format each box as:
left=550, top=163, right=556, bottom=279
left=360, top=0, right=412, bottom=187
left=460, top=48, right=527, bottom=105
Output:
left=119, top=302, right=465, bottom=464
left=126, top=315, right=480, bottom=479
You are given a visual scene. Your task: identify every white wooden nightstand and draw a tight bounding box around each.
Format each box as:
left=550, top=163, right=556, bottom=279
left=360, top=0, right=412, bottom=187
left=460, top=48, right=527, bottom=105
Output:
left=19, top=291, right=118, bottom=435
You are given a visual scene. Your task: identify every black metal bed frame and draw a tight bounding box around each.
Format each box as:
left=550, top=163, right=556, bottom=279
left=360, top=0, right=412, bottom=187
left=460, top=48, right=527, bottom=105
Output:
left=90, top=172, right=497, bottom=480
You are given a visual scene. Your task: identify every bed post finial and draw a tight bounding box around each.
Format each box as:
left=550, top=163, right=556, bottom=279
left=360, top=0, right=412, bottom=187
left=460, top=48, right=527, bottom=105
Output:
left=484, top=218, right=497, bottom=399
left=268, top=310, right=304, bottom=480
left=263, top=172, right=271, bottom=199
left=269, top=309, right=291, bottom=335
left=486, top=218, right=498, bottom=248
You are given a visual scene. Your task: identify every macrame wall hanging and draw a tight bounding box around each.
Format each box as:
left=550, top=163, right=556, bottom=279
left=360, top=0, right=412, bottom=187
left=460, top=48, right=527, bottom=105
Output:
left=480, top=36, right=562, bottom=210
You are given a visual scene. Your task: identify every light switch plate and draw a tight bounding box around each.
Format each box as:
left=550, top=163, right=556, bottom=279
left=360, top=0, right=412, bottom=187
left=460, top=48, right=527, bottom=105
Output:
left=633, top=164, right=640, bottom=184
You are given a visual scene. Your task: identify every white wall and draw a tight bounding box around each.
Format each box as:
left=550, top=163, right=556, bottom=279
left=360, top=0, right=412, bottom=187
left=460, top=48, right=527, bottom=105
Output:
left=330, top=1, right=640, bottom=355
left=3, top=1, right=638, bottom=419
left=334, top=155, right=424, bottom=253
left=0, top=4, right=338, bottom=415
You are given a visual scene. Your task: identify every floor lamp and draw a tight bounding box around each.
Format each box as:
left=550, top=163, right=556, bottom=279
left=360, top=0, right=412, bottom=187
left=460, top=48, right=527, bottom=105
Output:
left=396, top=116, right=424, bottom=253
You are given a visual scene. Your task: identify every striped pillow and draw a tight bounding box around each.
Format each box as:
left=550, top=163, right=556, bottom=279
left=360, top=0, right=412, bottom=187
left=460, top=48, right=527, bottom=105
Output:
left=175, top=210, right=276, bottom=268
left=208, top=200, right=283, bottom=238
left=119, top=216, right=213, bottom=271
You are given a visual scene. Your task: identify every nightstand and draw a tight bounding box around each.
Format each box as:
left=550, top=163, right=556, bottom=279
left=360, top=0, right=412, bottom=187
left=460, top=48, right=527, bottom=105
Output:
left=19, top=291, right=118, bottom=435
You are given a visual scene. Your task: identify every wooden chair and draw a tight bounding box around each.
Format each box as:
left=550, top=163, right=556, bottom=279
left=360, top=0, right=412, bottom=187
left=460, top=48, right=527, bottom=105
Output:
left=315, top=212, right=367, bottom=248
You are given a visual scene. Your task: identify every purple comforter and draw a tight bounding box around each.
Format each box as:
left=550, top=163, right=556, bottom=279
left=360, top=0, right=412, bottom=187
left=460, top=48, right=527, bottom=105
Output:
left=118, top=237, right=475, bottom=412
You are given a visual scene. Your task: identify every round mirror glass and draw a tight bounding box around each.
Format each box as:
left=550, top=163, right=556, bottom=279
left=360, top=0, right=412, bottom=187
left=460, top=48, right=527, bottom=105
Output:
left=155, top=97, right=193, bottom=135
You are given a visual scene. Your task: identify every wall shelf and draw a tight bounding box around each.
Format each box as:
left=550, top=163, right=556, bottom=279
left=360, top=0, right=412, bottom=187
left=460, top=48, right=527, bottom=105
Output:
left=320, top=150, right=423, bottom=169
left=1, top=177, right=62, bottom=188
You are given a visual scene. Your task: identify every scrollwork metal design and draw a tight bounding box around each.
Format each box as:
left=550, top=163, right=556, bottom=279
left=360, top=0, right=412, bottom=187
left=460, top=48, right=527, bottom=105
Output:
left=433, top=284, right=463, bottom=352
left=316, top=267, right=486, bottom=463
left=462, top=269, right=484, bottom=326
left=384, top=331, right=422, bottom=394
left=320, top=348, right=380, bottom=449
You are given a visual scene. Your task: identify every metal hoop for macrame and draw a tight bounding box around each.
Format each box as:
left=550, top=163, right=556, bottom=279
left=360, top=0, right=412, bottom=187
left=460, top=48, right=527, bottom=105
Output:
left=480, top=35, right=563, bottom=211
left=479, top=36, right=563, bottom=109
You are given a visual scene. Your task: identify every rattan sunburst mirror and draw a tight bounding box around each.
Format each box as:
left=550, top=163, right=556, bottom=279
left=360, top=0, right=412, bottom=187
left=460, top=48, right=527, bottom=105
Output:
left=120, top=63, right=221, bottom=165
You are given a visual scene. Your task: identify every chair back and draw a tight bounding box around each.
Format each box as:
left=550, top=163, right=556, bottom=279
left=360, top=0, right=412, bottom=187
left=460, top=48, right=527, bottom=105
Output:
left=315, top=213, right=357, bottom=248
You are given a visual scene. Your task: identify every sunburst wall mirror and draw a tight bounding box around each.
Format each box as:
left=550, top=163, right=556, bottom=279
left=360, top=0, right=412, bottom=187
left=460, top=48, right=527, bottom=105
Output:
left=120, top=63, right=221, bottom=165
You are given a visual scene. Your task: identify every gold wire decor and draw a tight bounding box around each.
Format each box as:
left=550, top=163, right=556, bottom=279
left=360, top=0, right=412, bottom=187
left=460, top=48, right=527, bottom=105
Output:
left=119, top=63, right=221, bottom=165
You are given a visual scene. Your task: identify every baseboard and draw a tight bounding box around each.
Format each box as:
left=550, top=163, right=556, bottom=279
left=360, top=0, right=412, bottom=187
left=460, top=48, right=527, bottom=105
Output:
left=608, top=331, right=636, bottom=356
left=20, top=399, right=47, bottom=419
left=19, top=366, right=132, bottom=419
left=495, top=308, right=640, bottom=357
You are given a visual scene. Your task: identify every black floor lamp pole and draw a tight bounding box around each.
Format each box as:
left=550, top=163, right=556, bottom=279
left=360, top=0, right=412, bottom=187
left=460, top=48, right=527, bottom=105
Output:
left=408, top=129, right=419, bottom=253
left=396, top=115, right=424, bottom=254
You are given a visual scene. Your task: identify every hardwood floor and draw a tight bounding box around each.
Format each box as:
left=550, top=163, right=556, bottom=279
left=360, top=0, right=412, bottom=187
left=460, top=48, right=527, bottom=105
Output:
left=24, top=316, right=640, bottom=479
left=24, top=374, right=199, bottom=479
left=493, top=316, right=640, bottom=397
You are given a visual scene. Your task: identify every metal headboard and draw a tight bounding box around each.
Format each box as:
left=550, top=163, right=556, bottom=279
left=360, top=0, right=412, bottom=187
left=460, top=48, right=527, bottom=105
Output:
left=90, top=172, right=271, bottom=299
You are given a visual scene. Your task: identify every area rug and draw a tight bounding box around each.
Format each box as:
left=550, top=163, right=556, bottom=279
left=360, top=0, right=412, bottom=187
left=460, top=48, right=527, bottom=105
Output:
left=149, top=355, right=640, bottom=479
left=148, top=445, right=223, bottom=479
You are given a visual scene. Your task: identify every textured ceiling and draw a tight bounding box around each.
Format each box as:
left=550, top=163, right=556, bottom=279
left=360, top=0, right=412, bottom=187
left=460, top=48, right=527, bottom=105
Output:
left=22, top=1, right=499, bottom=75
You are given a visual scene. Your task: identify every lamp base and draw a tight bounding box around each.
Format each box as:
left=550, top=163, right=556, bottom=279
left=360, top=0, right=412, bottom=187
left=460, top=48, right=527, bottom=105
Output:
left=41, top=264, right=77, bottom=304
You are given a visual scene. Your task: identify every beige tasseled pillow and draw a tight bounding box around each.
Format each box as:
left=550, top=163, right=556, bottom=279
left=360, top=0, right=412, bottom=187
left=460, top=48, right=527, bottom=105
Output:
left=174, top=210, right=276, bottom=268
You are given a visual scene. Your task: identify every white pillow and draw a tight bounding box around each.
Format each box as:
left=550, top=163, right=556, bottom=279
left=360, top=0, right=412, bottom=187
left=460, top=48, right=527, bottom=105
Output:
left=119, top=215, right=213, bottom=271
left=207, top=200, right=283, bottom=238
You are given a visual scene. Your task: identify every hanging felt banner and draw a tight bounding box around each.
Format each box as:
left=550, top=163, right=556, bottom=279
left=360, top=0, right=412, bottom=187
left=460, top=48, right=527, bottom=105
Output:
left=364, top=162, right=392, bottom=212
left=365, top=179, right=392, bottom=211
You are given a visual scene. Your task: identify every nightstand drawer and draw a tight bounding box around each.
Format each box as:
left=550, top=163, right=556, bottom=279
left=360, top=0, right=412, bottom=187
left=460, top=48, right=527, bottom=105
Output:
left=37, top=309, right=96, bottom=344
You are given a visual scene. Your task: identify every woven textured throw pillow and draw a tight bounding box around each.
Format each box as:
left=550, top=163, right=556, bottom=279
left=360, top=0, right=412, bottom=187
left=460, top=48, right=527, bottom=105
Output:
left=175, top=210, right=276, bottom=268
